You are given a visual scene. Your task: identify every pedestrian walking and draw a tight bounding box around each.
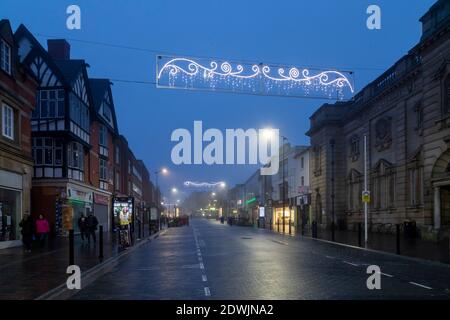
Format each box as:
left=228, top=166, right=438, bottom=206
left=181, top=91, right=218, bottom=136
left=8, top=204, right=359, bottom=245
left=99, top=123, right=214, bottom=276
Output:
left=19, top=214, right=34, bottom=252
left=35, top=214, right=50, bottom=248
left=78, top=214, right=88, bottom=243
left=86, top=213, right=99, bottom=244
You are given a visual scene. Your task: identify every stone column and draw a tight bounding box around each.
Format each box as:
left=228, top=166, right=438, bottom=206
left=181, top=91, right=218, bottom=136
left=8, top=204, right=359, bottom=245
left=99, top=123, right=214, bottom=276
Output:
left=434, top=186, right=441, bottom=230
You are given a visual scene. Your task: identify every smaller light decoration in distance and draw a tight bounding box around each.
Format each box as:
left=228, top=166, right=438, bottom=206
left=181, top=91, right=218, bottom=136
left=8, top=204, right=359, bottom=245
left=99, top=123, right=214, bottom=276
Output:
left=157, top=55, right=354, bottom=100
left=184, top=181, right=227, bottom=189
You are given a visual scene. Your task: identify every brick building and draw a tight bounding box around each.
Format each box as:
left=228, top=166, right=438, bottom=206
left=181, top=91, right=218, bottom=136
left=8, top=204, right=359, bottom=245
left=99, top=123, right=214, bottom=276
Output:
left=306, top=0, right=450, bottom=240
left=0, top=20, right=38, bottom=248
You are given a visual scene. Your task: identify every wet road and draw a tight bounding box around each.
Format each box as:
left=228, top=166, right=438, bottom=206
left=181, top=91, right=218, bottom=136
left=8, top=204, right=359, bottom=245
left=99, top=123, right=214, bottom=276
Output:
left=71, top=218, right=450, bottom=299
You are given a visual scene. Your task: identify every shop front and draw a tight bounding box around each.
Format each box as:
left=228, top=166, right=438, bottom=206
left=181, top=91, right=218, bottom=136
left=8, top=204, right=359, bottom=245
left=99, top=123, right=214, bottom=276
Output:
left=272, top=204, right=296, bottom=234
left=93, top=193, right=110, bottom=231
left=0, top=169, right=24, bottom=248
left=57, top=184, right=93, bottom=236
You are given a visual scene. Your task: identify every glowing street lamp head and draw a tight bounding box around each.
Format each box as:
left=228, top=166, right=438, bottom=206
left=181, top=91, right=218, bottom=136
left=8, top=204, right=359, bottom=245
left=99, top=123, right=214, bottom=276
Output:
left=219, top=182, right=226, bottom=188
left=171, top=187, right=178, bottom=193
left=212, top=192, right=216, bottom=197
left=161, top=167, right=168, bottom=175
left=261, top=128, right=275, bottom=140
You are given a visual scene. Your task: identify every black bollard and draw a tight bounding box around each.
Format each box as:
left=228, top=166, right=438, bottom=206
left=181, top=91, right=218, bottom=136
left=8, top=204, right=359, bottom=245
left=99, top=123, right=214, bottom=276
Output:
left=99, top=225, right=104, bottom=262
left=312, top=221, right=317, bottom=239
left=331, top=222, right=335, bottom=242
left=358, top=222, right=362, bottom=247
left=396, top=224, right=401, bottom=255
left=69, top=229, right=74, bottom=266
left=138, top=220, right=141, bottom=239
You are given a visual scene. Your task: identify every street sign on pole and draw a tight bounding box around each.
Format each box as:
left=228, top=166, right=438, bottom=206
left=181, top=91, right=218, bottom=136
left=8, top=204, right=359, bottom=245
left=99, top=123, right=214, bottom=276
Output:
left=362, top=190, right=371, bottom=203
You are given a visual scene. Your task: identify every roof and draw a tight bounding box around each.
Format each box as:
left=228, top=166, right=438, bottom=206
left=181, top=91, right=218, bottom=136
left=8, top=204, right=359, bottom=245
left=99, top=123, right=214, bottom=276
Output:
left=89, top=78, right=119, bottom=133
left=89, top=79, right=110, bottom=111
left=53, top=59, right=86, bottom=85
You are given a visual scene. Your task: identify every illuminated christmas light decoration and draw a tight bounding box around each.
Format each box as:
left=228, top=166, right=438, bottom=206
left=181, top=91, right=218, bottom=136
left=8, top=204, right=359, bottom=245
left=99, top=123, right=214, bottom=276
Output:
left=184, top=181, right=226, bottom=188
left=156, top=56, right=354, bottom=100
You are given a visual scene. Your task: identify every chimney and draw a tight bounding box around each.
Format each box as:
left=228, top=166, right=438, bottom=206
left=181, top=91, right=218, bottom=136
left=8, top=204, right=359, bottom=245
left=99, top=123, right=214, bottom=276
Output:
left=47, top=39, right=70, bottom=60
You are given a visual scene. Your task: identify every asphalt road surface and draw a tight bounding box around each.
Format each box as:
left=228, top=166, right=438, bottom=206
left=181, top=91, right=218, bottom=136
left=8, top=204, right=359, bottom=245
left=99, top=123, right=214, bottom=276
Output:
left=71, top=218, right=450, bottom=299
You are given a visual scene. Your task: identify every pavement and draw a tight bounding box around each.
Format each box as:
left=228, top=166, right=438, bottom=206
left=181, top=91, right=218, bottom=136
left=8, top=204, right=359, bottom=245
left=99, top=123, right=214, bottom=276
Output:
left=0, top=225, right=155, bottom=300
left=68, top=218, right=450, bottom=300
left=270, top=224, right=450, bottom=264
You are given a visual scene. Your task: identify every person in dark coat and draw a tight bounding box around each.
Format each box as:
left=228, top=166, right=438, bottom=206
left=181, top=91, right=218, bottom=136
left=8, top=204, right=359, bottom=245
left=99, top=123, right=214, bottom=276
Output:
left=19, top=214, right=34, bottom=252
left=85, top=213, right=99, bottom=244
left=77, top=214, right=87, bottom=243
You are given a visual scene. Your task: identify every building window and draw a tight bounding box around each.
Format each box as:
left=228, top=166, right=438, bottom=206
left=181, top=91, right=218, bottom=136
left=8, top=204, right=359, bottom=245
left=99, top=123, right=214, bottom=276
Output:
left=68, top=142, right=83, bottom=170
left=301, top=176, right=304, bottom=186
left=69, top=93, right=89, bottom=131
left=444, top=75, right=450, bottom=115
left=349, top=135, right=360, bottom=161
left=0, top=39, right=11, bottom=75
left=301, top=157, right=304, bottom=169
left=115, top=171, right=120, bottom=191
left=100, top=158, right=108, bottom=181
left=115, top=146, right=120, bottom=164
left=133, top=166, right=142, bottom=182
left=313, top=146, right=321, bottom=176
left=35, top=90, right=65, bottom=119
left=371, top=161, right=396, bottom=211
left=32, top=138, right=63, bottom=166
left=2, top=104, right=14, bottom=140
left=99, top=124, right=107, bottom=147
left=409, top=167, right=423, bottom=206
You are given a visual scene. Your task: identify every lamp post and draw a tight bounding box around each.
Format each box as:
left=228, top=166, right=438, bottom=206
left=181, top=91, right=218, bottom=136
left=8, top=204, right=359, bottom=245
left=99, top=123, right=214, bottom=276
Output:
left=330, top=139, right=335, bottom=242
left=281, top=135, right=288, bottom=235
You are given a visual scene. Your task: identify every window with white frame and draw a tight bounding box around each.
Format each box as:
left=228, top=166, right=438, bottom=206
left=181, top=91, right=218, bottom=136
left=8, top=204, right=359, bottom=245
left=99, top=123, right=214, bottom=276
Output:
left=34, top=90, right=65, bottom=119
left=99, top=124, right=107, bottom=147
left=0, top=39, right=11, bottom=75
left=68, top=142, right=83, bottom=170
left=32, top=137, right=63, bottom=166
left=99, top=158, right=108, bottom=181
left=2, top=104, right=14, bottom=140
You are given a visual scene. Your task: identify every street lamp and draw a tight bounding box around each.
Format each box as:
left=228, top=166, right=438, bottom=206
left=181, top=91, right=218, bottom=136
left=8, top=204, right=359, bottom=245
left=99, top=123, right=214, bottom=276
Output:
left=154, top=167, right=169, bottom=190
left=172, top=187, right=178, bottom=193
left=262, top=128, right=289, bottom=234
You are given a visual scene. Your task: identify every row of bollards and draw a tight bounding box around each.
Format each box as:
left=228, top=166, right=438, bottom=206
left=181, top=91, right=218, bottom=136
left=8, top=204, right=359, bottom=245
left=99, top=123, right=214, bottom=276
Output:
left=69, top=225, right=105, bottom=266
left=356, top=222, right=401, bottom=255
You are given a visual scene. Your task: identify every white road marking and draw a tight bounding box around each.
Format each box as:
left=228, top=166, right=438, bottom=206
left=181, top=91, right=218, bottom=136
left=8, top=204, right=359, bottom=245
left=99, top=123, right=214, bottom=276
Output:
left=325, top=255, right=335, bottom=259
left=197, top=252, right=202, bottom=256
left=204, top=287, right=211, bottom=296
left=378, top=272, right=394, bottom=278
left=409, top=282, right=432, bottom=290
left=200, top=263, right=205, bottom=270
left=343, top=261, right=359, bottom=267
left=202, top=275, right=207, bottom=282
left=198, top=257, right=203, bottom=262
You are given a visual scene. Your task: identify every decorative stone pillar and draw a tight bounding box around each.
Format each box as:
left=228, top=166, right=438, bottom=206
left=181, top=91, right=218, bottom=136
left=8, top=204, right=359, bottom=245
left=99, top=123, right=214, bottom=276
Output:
left=434, top=186, right=441, bottom=230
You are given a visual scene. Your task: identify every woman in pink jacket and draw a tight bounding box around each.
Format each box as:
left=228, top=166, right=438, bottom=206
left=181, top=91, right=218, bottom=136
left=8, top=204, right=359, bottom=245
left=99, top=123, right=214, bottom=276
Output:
left=35, top=214, right=50, bottom=248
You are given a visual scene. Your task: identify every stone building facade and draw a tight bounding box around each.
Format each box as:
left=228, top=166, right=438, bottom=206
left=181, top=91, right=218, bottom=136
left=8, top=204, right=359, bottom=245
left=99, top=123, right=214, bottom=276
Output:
left=307, top=0, right=450, bottom=240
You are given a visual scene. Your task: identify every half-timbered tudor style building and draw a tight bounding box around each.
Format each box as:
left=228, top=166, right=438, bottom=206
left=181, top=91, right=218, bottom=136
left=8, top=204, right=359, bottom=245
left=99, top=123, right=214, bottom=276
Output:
left=0, top=20, right=38, bottom=248
left=89, top=78, right=119, bottom=230
left=14, top=25, right=107, bottom=234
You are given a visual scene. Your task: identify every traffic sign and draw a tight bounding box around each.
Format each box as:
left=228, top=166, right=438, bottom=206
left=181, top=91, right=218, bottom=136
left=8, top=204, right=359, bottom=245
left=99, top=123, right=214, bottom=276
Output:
left=362, top=191, right=371, bottom=203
